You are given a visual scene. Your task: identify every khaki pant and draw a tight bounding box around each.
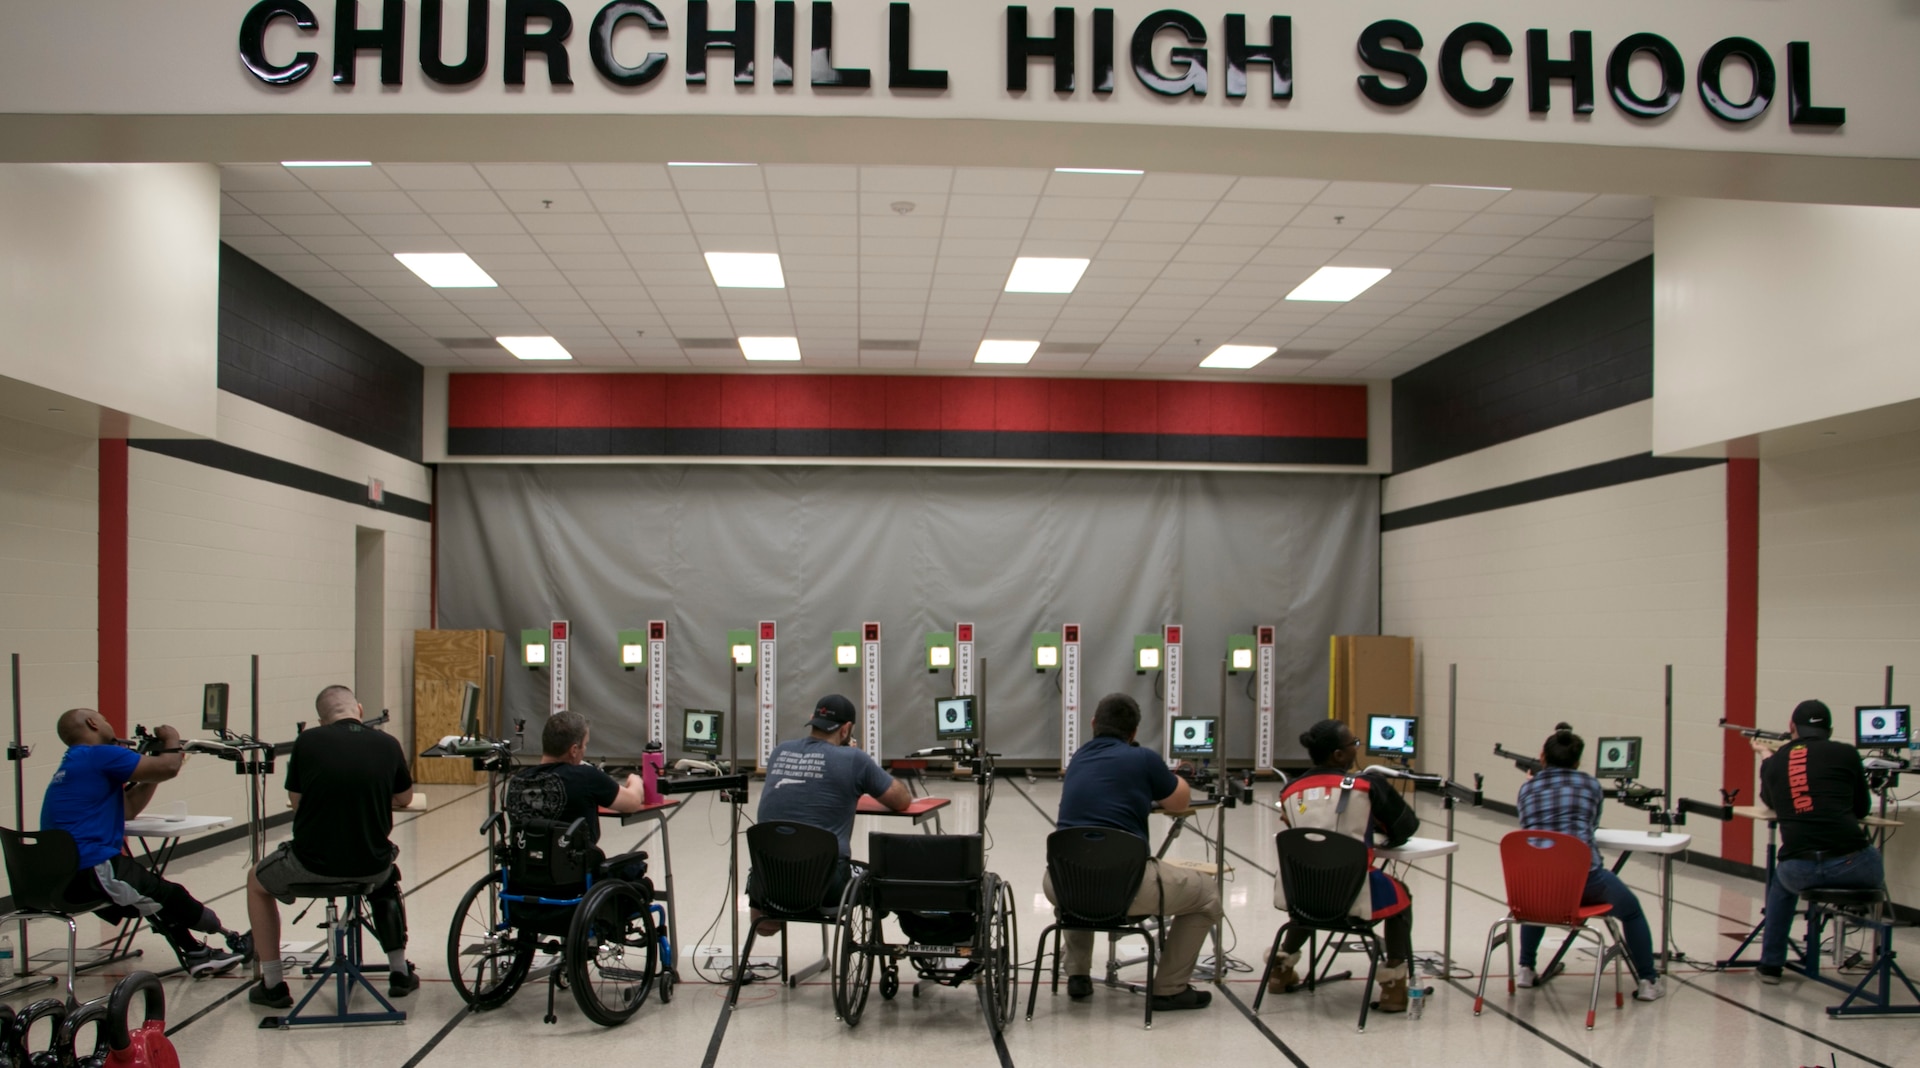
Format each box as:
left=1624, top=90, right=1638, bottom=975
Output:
left=1043, top=859, right=1222, bottom=994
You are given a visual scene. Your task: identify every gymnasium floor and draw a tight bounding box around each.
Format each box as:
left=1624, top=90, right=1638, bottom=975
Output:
left=26, top=775, right=1914, bottom=1068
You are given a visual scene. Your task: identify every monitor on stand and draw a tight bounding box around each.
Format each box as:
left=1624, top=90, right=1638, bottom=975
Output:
left=1595, top=736, right=1642, bottom=780
left=201, top=683, right=229, bottom=735
left=935, top=696, right=977, bottom=741
left=457, top=681, right=481, bottom=740
left=684, top=709, right=724, bottom=757
left=1170, top=716, right=1217, bottom=759
left=1366, top=715, right=1418, bottom=760
left=1855, top=705, right=1911, bottom=749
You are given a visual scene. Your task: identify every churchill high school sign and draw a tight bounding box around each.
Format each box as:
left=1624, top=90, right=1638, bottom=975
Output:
left=238, top=1, right=1845, bottom=127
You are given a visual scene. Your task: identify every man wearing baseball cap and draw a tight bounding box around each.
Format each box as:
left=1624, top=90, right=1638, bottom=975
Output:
left=751, top=695, right=911, bottom=932
left=1753, top=699, right=1883, bottom=983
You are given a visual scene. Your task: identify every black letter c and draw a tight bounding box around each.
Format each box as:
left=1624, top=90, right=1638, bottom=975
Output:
left=239, top=0, right=319, bottom=85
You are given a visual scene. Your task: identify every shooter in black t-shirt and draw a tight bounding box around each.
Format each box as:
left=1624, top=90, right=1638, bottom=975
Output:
left=506, top=711, right=649, bottom=881
left=1753, top=699, right=1885, bottom=983
left=247, top=686, right=417, bottom=1008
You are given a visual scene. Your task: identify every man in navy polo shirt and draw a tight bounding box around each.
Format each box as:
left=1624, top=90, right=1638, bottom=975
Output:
left=1047, top=692, right=1221, bottom=1011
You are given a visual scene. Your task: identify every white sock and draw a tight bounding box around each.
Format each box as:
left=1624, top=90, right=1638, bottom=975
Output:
left=388, top=949, right=409, bottom=974
left=262, top=959, right=284, bottom=987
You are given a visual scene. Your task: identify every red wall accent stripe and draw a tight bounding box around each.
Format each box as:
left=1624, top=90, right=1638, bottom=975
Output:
left=448, top=374, right=1369, bottom=439
left=97, top=438, right=128, bottom=736
left=1722, top=457, right=1760, bottom=865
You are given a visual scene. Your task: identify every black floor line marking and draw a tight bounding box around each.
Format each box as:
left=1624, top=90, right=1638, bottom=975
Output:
left=983, top=1005, right=1018, bottom=1068
left=398, top=1004, right=474, bottom=1068
left=1669, top=973, right=1895, bottom=1068
left=1445, top=978, right=1605, bottom=1067
left=401, top=846, right=490, bottom=900
left=163, top=980, right=252, bottom=1036
left=1217, top=982, right=1312, bottom=1068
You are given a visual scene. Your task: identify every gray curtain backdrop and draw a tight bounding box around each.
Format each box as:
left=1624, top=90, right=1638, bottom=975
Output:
left=436, top=464, right=1379, bottom=764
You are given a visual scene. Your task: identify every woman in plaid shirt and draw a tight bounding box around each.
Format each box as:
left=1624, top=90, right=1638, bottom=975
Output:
left=1515, top=729, right=1665, bottom=1001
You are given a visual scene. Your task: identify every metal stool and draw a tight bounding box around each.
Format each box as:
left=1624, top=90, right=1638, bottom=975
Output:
left=260, top=881, right=406, bottom=1029
left=1800, top=887, right=1920, bottom=1018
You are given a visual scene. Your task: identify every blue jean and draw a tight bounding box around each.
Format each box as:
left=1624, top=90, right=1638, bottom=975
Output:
left=1518, top=868, right=1657, bottom=981
left=1760, top=846, right=1885, bottom=968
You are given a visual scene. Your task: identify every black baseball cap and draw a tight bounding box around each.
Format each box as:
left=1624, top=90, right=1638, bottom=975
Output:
left=1790, top=699, right=1833, bottom=736
left=809, top=694, right=857, bottom=731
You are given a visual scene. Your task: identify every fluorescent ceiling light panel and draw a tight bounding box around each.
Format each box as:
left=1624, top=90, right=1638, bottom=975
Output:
left=497, top=336, right=573, bottom=361
left=669, top=161, right=756, bottom=167
left=394, top=253, right=498, bottom=288
left=1005, top=257, right=1090, bottom=294
left=705, top=252, right=786, bottom=289
left=281, top=160, right=372, bottom=168
left=1199, top=344, right=1278, bottom=369
left=739, top=336, right=802, bottom=361
left=1054, top=167, right=1145, bottom=175
left=1285, top=266, right=1392, bottom=302
left=1432, top=183, right=1512, bottom=191
left=974, top=339, right=1040, bottom=364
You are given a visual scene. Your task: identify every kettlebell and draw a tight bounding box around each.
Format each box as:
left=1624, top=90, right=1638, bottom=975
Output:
left=104, top=973, right=175, bottom=1068
left=0, top=1003, right=20, bottom=1068
left=58, top=998, right=110, bottom=1068
left=14, top=999, right=66, bottom=1068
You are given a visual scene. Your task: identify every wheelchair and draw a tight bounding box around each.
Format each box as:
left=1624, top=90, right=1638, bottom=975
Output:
left=830, top=832, right=1019, bottom=1032
left=446, top=812, right=672, bottom=1027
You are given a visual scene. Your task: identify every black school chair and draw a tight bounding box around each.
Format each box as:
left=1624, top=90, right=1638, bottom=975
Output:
left=0, top=828, right=106, bottom=1000
left=1255, top=828, right=1391, bottom=1032
left=1026, top=827, right=1162, bottom=1029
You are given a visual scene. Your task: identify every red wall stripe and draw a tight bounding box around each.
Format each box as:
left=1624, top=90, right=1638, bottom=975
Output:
left=97, top=439, right=128, bottom=735
left=1722, top=457, right=1760, bottom=865
left=448, top=374, right=1369, bottom=440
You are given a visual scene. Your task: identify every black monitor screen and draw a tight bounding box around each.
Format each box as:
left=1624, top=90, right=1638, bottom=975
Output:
left=458, top=681, right=481, bottom=739
left=1170, top=717, right=1216, bottom=757
left=1366, top=715, right=1417, bottom=758
left=1595, top=736, right=1641, bottom=779
left=684, top=710, right=723, bottom=755
left=935, top=696, right=977, bottom=740
left=1855, top=706, right=1911, bottom=748
left=201, top=683, right=228, bottom=734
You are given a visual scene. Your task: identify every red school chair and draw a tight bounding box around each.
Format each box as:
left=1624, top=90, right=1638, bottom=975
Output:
left=1473, top=830, right=1627, bottom=1030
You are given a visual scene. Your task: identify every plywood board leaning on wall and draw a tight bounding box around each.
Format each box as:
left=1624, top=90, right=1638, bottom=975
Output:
left=1330, top=635, right=1418, bottom=775
left=412, top=629, right=504, bottom=785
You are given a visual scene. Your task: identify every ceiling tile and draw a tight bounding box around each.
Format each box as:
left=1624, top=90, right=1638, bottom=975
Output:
left=478, top=164, right=583, bottom=190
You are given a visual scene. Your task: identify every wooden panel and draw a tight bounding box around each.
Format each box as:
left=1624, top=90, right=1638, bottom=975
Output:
left=1329, top=634, right=1418, bottom=772
left=412, top=629, right=501, bottom=785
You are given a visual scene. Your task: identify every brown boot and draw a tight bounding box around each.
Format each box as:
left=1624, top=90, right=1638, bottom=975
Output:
left=1267, top=949, right=1301, bottom=995
left=1374, top=962, right=1409, bottom=1013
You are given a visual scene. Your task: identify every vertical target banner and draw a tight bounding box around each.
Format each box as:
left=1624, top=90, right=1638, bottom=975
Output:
left=954, top=622, right=975, bottom=698
left=1060, top=623, right=1082, bottom=770
left=549, top=620, right=569, bottom=716
left=756, top=620, right=778, bottom=770
left=647, top=620, right=667, bottom=744
left=1255, top=625, right=1277, bottom=770
left=861, top=622, right=883, bottom=756
left=1162, top=623, right=1183, bottom=764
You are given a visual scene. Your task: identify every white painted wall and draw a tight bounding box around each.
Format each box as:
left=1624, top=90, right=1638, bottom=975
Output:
left=1653, top=198, right=1920, bottom=456
left=1383, top=404, right=1731, bottom=855
left=0, top=164, right=220, bottom=437
left=124, top=393, right=432, bottom=834
left=1757, top=428, right=1920, bottom=903
left=0, top=415, right=96, bottom=848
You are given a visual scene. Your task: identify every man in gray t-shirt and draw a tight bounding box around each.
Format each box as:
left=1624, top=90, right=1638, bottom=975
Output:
left=752, top=695, right=910, bottom=931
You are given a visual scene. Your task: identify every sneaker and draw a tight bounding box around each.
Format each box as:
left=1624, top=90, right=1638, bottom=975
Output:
left=1756, top=965, right=1783, bottom=985
left=225, top=930, right=256, bottom=964
left=389, top=962, right=420, bottom=998
left=1066, top=974, right=1093, bottom=1000
left=1634, top=977, right=1666, bottom=1002
left=1149, top=985, right=1212, bottom=1011
left=1515, top=965, right=1538, bottom=988
left=179, top=942, right=245, bottom=978
left=249, top=981, right=293, bottom=1009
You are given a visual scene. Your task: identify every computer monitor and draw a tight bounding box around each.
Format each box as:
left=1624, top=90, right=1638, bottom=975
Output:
left=935, top=696, right=977, bottom=740
left=1170, top=717, right=1217, bottom=758
left=1855, top=705, right=1911, bottom=748
left=201, top=683, right=228, bottom=734
left=1595, top=736, right=1642, bottom=780
left=1365, top=715, right=1417, bottom=758
left=458, top=681, right=481, bottom=739
left=683, top=709, right=723, bottom=755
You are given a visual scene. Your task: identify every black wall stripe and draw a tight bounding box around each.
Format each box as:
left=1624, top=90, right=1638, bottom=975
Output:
left=129, top=438, right=432, bottom=523
left=1380, top=452, right=1723, bottom=532
left=446, top=427, right=1368, bottom=466
left=1392, top=258, right=1652, bottom=474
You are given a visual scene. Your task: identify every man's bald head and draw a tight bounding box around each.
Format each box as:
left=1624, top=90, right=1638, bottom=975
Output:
left=315, top=685, right=361, bottom=724
left=56, top=708, right=111, bottom=746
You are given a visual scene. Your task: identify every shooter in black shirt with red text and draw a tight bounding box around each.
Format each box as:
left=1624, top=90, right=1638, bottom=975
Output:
left=1754, top=699, right=1884, bottom=983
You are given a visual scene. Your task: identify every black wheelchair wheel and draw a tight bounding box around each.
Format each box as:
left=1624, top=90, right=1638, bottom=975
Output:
left=448, top=871, right=533, bottom=1010
left=880, top=965, right=899, bottom=1000
left=979, top=874, right=1018, bottom=1031
left=831, top=871, right=876, bottom=1026
left=657, top=967, right=674, bottom=1005
left=566, top=880, right=658, bottom=1028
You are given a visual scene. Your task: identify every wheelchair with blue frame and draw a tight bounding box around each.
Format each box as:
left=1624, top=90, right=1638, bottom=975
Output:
left=831, top=832, right=1019, bottom=1032
left=446, top=811, right=671, bottom=1027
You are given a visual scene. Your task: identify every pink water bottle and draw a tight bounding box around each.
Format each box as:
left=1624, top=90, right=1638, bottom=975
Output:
left=642, top=741, right=665, bottom=806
